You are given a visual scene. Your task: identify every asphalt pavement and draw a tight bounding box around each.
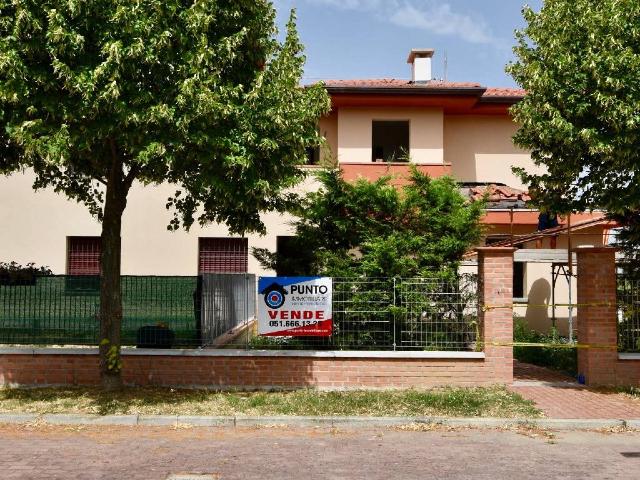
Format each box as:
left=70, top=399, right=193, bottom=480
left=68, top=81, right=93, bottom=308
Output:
left=1, top=423, right=639, bottom=479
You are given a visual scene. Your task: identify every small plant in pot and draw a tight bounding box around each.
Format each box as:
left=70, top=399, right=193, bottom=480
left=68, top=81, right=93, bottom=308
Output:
left=136, top=322, right=175, bottom=349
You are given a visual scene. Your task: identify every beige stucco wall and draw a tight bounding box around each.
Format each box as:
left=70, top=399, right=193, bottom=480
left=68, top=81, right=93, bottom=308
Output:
left=337, top=107, right=444, bottom=164
left=0, top=169, right=321, bottom=276
left=318, top=111, right=338, bottom=163
left=511, top=227, right=606, bottom=336
left=444, top=115, right=542, bottom=189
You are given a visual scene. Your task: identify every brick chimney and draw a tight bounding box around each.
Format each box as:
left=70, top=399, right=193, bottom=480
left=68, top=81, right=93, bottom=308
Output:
left=407, top=49, right=434, bottom=83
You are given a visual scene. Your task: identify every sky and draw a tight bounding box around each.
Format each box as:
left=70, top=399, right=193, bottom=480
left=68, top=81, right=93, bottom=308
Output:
left=273, top=0, right=543, bottom=87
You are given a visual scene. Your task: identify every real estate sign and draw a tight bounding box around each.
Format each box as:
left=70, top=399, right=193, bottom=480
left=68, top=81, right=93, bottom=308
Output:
left=258, top=277, right=332, bottom=336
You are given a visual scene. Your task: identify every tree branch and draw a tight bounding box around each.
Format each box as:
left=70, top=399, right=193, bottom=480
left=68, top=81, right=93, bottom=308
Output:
left=124, top=164, right=140, bottom=190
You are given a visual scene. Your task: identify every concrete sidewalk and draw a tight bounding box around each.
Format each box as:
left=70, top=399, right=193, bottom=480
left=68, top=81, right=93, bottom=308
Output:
left=0, top=413, right=638, bottom=430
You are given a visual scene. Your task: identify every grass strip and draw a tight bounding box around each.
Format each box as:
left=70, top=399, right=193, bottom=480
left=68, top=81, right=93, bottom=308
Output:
left=0, top=386, right=541, bottom=418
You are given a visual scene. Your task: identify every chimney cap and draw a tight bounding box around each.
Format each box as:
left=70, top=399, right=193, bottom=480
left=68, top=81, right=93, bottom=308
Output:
left=407, top=49, right=435, bottom=64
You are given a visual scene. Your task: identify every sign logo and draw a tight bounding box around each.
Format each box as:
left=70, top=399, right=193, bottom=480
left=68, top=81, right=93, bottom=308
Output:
left=261, top=282, right=288, bottom=309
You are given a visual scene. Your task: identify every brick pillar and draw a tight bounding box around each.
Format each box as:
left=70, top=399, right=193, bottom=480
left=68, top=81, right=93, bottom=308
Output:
left=477, top=247, right=515, bottom=384
left=576, top=246, right=618, bottom=386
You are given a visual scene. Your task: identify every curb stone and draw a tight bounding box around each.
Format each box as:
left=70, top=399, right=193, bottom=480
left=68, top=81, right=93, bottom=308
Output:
left=177, top=416, right=235, bottom=427
left=532, top=419, right=626, bottom=430
left=0, top=413, right=39, bottom=423
left=0, top=414, right=636, bottom=430
left=625, top=419, right=640, bottom=429
left=41, top=414, right=139, bottom=425
left=137, top=415, right=178, bottom=426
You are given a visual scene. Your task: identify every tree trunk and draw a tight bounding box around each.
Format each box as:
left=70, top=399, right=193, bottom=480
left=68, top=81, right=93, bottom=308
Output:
left=99, top=147, right=129, bottom=390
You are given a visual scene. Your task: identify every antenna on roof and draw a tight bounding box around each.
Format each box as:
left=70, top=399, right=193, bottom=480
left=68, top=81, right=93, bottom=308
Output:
left=444, top=50, right=448, bottom=82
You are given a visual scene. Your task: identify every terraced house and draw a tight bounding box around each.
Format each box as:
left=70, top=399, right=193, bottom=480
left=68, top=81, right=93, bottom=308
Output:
left=0, top=49, right=611, bottom=335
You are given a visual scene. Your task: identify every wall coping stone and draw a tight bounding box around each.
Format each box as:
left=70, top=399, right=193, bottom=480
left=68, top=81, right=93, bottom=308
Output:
left=475, top=247, right=517, bottom=253
left=618, top=353, right=640, bottom=361
left=0, top=347, right=485, bottom=359
left=572, top=246, right=618, bottom=253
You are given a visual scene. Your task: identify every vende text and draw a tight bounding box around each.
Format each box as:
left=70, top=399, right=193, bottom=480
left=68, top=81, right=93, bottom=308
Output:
left=268, top=310, right=325, bottom=320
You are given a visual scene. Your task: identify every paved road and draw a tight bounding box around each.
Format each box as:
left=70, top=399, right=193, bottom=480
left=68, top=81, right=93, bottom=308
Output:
left=2, top=424, right=640, bottom=479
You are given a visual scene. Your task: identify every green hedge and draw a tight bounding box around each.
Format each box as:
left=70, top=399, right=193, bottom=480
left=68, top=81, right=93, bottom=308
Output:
left=513, top=317, right=577, bottom=377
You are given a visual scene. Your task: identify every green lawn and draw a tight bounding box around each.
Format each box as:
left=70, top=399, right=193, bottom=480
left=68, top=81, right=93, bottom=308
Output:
left=0, top=386, right=541, bottom=418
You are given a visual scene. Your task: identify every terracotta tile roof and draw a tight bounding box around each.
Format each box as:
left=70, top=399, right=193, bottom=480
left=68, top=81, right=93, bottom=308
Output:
left=322, top=79, right=483, bottom=89
left=319, top=79, right=526, bottom=99
left=482, top=87, right=526, bottom=98
left=468, top=184, right=531, bottom=203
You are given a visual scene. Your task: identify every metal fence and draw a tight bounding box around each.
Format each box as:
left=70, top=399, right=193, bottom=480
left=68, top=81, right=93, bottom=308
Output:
left=0, top=276, right=200, bottom=346
left=0, top=274, right=478, bottom=351
left=247, top=275, right=478, bottom=351
left=618, top=270, right=640, bottom=352
left=200, top=273, right=256, bottom=346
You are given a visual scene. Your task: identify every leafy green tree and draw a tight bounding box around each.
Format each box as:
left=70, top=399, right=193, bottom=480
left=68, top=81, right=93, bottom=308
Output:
left=255, top=167, right=484, bottom=278
left=254, top=167, right=484, bottom=350
left=508, top=0, right=640, bottom=242
left=0, top=1, right=328, bottom=388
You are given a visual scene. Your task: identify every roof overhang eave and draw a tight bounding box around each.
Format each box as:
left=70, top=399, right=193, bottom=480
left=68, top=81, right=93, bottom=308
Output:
left=324, top=86, right=487, bottom=96
left=477, top=95, right=523, bottom=105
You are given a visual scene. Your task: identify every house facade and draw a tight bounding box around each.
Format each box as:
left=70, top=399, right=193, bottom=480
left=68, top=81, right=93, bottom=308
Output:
left=0, top=49, right=611, bottom=334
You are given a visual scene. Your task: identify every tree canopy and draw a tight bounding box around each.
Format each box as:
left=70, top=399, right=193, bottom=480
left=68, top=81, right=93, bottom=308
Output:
left=507, top=0, right=640, bottom=239
left=0, top=0, right=329, bottom=387
left=254, top=168, right=485, bottom=278
left=0, top=0, right=328, bottom=232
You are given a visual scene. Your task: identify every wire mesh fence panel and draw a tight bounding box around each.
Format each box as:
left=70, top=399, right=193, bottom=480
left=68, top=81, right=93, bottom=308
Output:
left=0, top=275, right=200, bottom=346
left=331, top=277, right=396, bottom=350
left=0, top=276, right=100, bottom=344
left=617, top=270, right=640, bottom=352
left=0, top=274, right=478, bottom=351
left=246, top=275, right=479, bottom=351
left=398, top=275, right=478, bottom=351
left=121, top=276, right=199, bottom=347
left=200, top=273, right=256, bottom=346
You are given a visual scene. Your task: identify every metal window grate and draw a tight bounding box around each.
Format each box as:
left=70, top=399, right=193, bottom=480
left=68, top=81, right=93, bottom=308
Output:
left=67, top=237, right=101, bottom=275
left=198, top=238, right=248, bottom=274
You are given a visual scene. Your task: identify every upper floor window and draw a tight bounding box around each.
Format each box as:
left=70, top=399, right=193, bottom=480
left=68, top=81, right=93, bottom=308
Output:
left=372, top=120, right=409, bottom=162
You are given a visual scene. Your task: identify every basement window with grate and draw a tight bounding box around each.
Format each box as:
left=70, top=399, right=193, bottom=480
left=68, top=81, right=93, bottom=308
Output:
left=67, top=236, right=101, bottom=275
left=198, top=237, right=248, bottom=274
left=66, top=236, right=101, bottom=293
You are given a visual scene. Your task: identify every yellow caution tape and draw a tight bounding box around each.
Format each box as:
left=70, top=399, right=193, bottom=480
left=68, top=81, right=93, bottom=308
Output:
left=481, top=302, right=615, bottom=311
left=479, top=341, right=617, bottom=350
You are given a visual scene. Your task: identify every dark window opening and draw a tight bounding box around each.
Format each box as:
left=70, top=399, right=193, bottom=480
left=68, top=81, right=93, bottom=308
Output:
left=306, top=146, right=320, bottom=165
left=513, top=261, right=525, bottom=298
left=276, top=236, right=296, bottom=276
left=276, top=236, right=313, bottom=276
left=372, top=120, right=409, bottom=162
left=198, top=238, right=248, bottom=274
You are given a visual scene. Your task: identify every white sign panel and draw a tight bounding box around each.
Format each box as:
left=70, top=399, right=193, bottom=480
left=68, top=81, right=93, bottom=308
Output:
left=258, top=276, right=332, bottom=336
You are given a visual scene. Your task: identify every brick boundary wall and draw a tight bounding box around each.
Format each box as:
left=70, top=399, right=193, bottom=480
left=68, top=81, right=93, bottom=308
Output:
left=576, top=247, right=640, bottom=387
left=0, top=353, right=493, bottom=389
left=0, top=247, right=517, bottom=390
left=477, top=247, right=515, bottom=385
